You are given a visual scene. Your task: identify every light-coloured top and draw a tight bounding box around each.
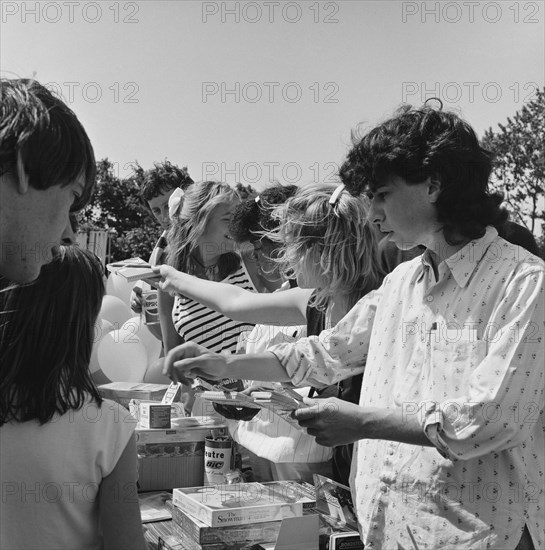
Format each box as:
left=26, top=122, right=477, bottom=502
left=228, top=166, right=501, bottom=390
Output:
left=172, top=260, right=257, bottom=353
left=270, top=227, right=545, bottom=549
left=1, top=397, right=136, bottom=550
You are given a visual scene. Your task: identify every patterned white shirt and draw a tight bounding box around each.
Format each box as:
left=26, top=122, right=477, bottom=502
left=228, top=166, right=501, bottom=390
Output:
left=270, top=227, right=545, bottom=549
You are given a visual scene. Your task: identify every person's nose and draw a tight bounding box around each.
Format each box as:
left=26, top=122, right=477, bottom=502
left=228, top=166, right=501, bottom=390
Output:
left=368, top=199, right=383, bottom=226
left=60, top=215, right=77, bottom=245
left=161, top=206, right=170, bottom=226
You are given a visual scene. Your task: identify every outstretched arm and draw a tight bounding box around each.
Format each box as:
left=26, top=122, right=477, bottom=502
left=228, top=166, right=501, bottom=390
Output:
left=162, top=342, right=291, bottom=384
left=155, top=265, right=312, bottom=326
left=162, top=289, right=381, bottom=387
left=293, top=397, right=432, bottom=447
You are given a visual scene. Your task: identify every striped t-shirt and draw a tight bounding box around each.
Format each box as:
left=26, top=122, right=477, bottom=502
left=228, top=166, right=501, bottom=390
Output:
left=172, top=261, right=257, bottom=353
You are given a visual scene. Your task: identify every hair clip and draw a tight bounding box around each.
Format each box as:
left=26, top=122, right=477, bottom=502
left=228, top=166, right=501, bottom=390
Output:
left=328, top=184, right=345, bottom=206
left=254, top=195, right=261, bottom=204
left=424, top=97, right=443, bottom=111
left=168, top=187, right=185, bottom=219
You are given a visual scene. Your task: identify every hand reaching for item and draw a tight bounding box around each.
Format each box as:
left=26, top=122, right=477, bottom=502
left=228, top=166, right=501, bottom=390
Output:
left=293, top=397, right=366, bottom=447
left=162, top=342, right=230, bottom=385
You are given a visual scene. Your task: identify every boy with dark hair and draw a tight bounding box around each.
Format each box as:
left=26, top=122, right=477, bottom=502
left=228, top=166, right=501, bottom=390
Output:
left=130, top=161, right=193, bottom=315
left=0, top=79, right=96, bottom=283
left=164, top=104, right=544, bottom=549
left=138, top=160, right=194, bottom=233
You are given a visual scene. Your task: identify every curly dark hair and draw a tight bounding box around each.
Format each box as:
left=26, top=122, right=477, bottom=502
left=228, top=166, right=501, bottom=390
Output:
left=228, top=183, right=298, bottom=243
left=138, top=160, right=194, bottom=202
left=339, top=104, right=507, bottom=244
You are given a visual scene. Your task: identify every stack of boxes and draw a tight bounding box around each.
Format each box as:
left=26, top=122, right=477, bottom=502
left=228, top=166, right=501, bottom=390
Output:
left=169, top=481, right=316, bottom=550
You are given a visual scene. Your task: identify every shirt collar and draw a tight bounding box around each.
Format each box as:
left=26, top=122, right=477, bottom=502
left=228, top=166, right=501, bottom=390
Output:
left=420, top=226, right=499, bottom=288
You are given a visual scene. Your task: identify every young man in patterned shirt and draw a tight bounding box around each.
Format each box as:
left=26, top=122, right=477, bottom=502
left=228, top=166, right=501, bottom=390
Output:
left=162, top=104, right=544, bottom=550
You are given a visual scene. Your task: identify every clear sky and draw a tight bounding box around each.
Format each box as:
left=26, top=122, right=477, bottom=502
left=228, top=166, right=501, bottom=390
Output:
left=2, top=0, right=544, bottom=188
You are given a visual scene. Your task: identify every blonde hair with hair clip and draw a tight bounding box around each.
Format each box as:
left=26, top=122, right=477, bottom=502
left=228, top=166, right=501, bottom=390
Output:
left=267, top=183, right=384, bottom=311
left=166, top=181, right=241, bottom=279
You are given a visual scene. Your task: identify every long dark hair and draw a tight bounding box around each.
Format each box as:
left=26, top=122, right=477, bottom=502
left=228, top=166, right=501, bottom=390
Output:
left=0, top=246, right=105, bottom=425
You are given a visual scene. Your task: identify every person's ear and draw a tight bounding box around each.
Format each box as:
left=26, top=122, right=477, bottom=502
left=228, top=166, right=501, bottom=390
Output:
left=16, top=152, right=30, bottom=194
left=427, top=175, right=441, bottom=204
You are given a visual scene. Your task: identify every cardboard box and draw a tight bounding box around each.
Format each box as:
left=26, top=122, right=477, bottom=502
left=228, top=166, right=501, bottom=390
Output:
left=129, top=399, right=186, bottom=423
left=138, top=452, right=205, bottom=492
left=172, top=503, right=282, bottom=546
left=172, top=483, right=312, bottom=528
left=327, top=532, right=364, bottom=550
left=157, top=536, right=186, bottom=550
left=139, top=402, right=172, bottom=429
left=170, top=526, right=233, bottom=549
left=98, top=382, right=170, bottom=407
left=262, top=481, right=316, bottom=512
left=136, top=420, right=227, bottom=492
left=136, top=423, right=227, bottom=445
left=169, top=513, right=321, bottom=550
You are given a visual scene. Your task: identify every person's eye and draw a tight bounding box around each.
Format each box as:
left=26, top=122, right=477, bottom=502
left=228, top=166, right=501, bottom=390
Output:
left=69, top=213, right=79, bottom=232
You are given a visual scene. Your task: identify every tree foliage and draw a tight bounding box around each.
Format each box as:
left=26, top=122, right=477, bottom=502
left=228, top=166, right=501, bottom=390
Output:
left=76, top=159, right=159, bottom=262
left=482, top=88, right=545, bottom=243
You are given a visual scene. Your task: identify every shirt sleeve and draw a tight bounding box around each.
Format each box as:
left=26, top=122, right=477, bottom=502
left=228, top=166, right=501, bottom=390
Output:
left=93, top=399, right=137, bottom=478
left=423, top=263, right=545, bottom=461
left=269, top=288, right=381, bottom=387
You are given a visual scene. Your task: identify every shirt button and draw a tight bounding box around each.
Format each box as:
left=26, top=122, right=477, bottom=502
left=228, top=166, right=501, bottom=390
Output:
left=427, top=295, right=434, bottom=302
left=388, top=449, right=395, bottom=456
left=381, top=485, right=388, bottom=493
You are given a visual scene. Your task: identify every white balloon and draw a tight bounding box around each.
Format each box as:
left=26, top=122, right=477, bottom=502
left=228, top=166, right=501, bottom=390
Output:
left=120, top=316, right=141, bottom=338
left=90, top=318, right=115, bottom=374
left=99, top=295, right=132, bottom=327
left=106, top=271, right=135, bottom=306
left=97, top=330, right=148, bottom=382
left=121, top=316, right=162, bottom=364
left=98, top=318, right=114, bottom=338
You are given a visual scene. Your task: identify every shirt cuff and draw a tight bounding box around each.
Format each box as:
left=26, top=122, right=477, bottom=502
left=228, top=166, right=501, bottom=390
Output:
left=269, top=345, right=312, bottom=387
left=422, top=401, right=453, bottom=460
